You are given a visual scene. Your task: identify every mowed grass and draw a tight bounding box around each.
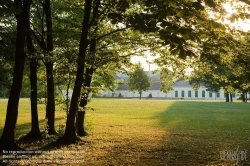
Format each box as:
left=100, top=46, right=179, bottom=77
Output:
left=0, top=99, right=250, bottom=165
left=0, top=99, right=66, bottom=137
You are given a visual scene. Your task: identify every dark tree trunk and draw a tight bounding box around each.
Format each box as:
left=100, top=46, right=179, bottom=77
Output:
left=76, top=111, right=87, bottom=136
left=32, top=0, right=56, bottom=135
left=45, top=62, right=56, bottom=135
left=26, top=22, right=41, bottom=138
left=242, top=92, right=246, bottom=102
left=58, top=0, right=92, bottom=144
left=246, top=93, right=248, bottom=103
left=77, top=67, right=94, bottom=136
left=44, top=0, right=53, bottom=51
left=230, top=93, right=233, bottom=102
left=139, top=93, right=142, bottom=100
left=0, top=0, right=31, bottom=151
left=28, top=61, right=41, bottom=138
left=44, top=0, right=56, bottom=135
left=225, top=93, right=229, bottom=102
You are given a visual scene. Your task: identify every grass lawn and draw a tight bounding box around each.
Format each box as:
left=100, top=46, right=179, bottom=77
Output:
left=0, top=98, right=250, bottom=165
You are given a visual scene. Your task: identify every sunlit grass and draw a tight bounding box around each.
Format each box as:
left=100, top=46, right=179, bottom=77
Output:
left=0, top=98, right=66, bottom=137
left=0, top=98, right=249, bottom=165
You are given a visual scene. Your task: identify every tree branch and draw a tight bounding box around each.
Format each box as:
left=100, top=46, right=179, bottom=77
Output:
left=88, top=0, right=101, bottom=29
left=96, top=27, right=127, bottom=41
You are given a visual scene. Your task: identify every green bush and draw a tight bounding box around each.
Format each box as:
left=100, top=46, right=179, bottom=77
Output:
left=149, top=94, right=152, bottom=98
left=118, top=93, right=123, bottom=98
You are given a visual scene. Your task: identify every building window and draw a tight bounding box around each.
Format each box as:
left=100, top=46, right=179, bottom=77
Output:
left=175, top=90, right=178, bottom=97
left=181, top=90, right=185, bottom=97
left=195, top=91, right=198, bottom=97
left=209, top=91, right=212, bottom=98
left=188, top=90, right=191, bottom=97
left=217, top=92, right=220, bottom=98
left=202, top=90, right=205, bottom=98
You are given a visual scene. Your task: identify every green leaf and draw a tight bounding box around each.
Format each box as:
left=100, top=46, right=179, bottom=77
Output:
left=211, top=21, right=226, bottom=30
left=182, top=32, right=191, bottom=40
left=199, top=33, right=207, bottom=39
left=171, top=48, right=179, bottom=55
left=196, top=18, right=203, bottom=24
left=169, top=0, right=176, bottom=8
left=177, top=10, right=186, bottom=18
left=179, top=50, right=186, bottom=59
left=239, top=13, right=245, bottom=20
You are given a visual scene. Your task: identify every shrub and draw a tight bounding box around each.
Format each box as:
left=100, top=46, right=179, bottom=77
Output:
left=118, top=93, right=123, bottom=98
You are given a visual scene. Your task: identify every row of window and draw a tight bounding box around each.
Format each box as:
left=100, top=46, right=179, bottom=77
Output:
left=175, top=90, right=236, bottom=98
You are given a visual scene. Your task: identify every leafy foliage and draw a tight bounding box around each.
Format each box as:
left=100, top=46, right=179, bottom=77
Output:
left=128, top=63, right=151, bottom=99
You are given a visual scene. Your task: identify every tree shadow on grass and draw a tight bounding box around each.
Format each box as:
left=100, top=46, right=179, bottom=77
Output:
left=0, top=137, right=88, bottom=166
left=0, top=116, right=65, bottom=136
left=0, top=117, right=89, bottom=165
left=148, top=101, right=250, bottom=166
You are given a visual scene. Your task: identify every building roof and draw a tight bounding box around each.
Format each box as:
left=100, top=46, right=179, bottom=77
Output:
left=173, top=80, right=192, bottom=87
left=116, top=71, right=162, bottom=91
left=116, top=83, right=129, bottom=90
left=150, top=81, right=161, bottom=90
left=115, top=72, right=195, bottom=91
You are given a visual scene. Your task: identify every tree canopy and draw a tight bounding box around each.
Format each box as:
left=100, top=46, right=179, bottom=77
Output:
left=128, top=63, right=151, bottom=99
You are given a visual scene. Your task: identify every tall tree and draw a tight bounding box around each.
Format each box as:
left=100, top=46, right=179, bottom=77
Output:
left=0, top=0, right=32, bottom=151
left=77, top=67, right=94, bottom=136
left=25, top=17, right=41, bottom=138
left=31, top=0, right=56, bottom=134
left=230, top=32, right=250, bottom=102
left=58, top=0, right=93, bottom=143
left=128, top=64, right=151, bottom=100
left=57, top=0, right=149, bottom=141
left=44, top=0, right=56, bottom=135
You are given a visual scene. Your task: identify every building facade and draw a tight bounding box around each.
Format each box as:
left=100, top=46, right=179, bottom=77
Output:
left=99, top=71, right=242, bottom=100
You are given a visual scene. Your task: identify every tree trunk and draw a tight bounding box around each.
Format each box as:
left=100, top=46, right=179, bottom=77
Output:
left=242, top=92, right=246, bottom=102
left=0, top=0, right=31, bottom=151
left=230, top=93, right=233, bottom=102
left=77, top=67, right=94, bottom=136
left=26, top=23, right=41, bottom=138
left=225, top=93, right=229, bottom=102
left=27, top=61, right=41, bottom=138
left=76, top=111, right=88, bottom=136
left=58, top=0, right=92, bottom=144
left=44, top=0, right=56, bottom=135
left=45, top=62, right=56, bottom=135
left=246, top=93, right=248, bottom=103
left=139, top=93, right=142, bottom=100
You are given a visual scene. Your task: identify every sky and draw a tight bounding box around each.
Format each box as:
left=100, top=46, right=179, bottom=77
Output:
left=130, top=53, right=158, bottom=71
left=222, top=2, right=250, bottom=32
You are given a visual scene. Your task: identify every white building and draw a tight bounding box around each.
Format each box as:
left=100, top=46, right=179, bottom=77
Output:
left=99, top=71, right=240, bottom=100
